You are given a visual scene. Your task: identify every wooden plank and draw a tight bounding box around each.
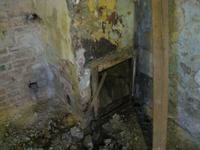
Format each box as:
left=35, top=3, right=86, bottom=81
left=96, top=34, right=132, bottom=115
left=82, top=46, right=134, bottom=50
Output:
left=92, top=66, right=99, bottom=119
left=130, top=55, right=137, bottom=97
left=89, top=47, right=134, bottom=72
left=86, top=72, right=107, bottom=117
left=152, top=0, right=169, bottom=150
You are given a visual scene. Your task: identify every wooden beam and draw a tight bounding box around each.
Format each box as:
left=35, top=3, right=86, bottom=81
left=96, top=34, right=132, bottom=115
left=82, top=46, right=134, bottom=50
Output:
left=86, top=72, right=107, bottom=118
left=92, top=66, right=99, bottom=119
left=151, top=0, right=169, bottom=150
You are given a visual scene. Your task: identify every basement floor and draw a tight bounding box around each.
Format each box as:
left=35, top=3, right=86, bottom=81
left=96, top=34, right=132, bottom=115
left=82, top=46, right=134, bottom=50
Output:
left=0, top=98, right=200, bottom=150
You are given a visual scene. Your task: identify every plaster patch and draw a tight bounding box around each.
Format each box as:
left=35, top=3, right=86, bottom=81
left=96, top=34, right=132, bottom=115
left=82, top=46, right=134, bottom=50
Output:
left=98, top=0, right=116, bottom=10
left=195, top=70, right=200, bottom=85
left=88, top=0, right=95, bottom=12
left=198, top=87, right=200, bottom=93
left=78, top=69, right=90, bottom=90
left=32, top=63, right=41, bottom=69
left=76, top=48, right=86, bottom=75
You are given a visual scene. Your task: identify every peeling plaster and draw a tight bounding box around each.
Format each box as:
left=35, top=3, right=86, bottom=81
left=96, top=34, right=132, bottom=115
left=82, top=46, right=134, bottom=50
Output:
left=195, top=70, right=200, bottom=85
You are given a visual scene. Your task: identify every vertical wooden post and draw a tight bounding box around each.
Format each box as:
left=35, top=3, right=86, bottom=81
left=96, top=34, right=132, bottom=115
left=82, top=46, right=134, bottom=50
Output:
left=91, top=66, right=99, bottom=119
left=151, top=0, right=169, bottom=150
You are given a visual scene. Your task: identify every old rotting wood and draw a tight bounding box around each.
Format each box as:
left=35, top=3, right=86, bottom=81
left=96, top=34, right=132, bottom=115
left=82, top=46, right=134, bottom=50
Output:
left=130, top=54, right=137, bottom=97
left=85, top=72, right=107, bottom=116
left=92, top=66, right=99, bottom=119
left=90, top=47, right=134, bottom=72
left=152, top=0, right=169, bottom=150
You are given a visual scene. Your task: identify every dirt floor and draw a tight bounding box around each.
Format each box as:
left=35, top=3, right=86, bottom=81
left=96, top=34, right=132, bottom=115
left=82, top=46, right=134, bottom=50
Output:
left=0, top=98, right=200, bottom=150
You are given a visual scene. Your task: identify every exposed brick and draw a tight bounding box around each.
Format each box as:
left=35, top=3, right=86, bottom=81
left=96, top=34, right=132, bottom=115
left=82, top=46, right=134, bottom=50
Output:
left=0, top=101, right=8, bottom=107
left=13, top=60, right=25, bottom=68
left=0, top=74, right=12, bottom=85
left=12, top=16, right=27, bottom=27
left=10, top=90, right=20, bottom=97
left=17, top=94, right=29, bottom=101
left=0, top=54, right=15, bottom=64
left=6, top=10, right=32, bottom=18
left=11, top=26, right=29, bottom=35
left=25, top=57, right=36, bottom=64
left=27, top=63, right=42, bottom=72
left=10, top=98, right=18, bottom=104
left=8, top=45, right=20, bottom=52
left=0, top=64, right=12, bottom=72
left=6, top=11, right=18, bottom=18
left=0, top=95, right=6, bottom=102
left=0, top=48, right=7, bottom=55
left=4, top=105, right=16, bottom=112
left=7, top=0, right=34, bottom=18
left=0, top=20, right=12, bottom=29
left=8, top=68, right=22, bottom=76
left=0, top=35, right=15, bottom=48
left=5, top=63, right=12, bottom=70
left=2, top=26, right=29, bottom=36
left=15, top=50, right=32, bottom=59
left=23, top=71, right=33, bottom=78
left=37, top=92, right=46, bottom=99
left=15, top=101, right=25, bottom=108
left=0, top=89, right=6, bottom=95
left=0, top=65, right=6, bottom=72
left=6, top=83, right=22, bottom=92
left=5, top=91, right=20, bottom=101
left=0, top=17, right=27, bottom=29
left=20, top=86, right=29, bottom=93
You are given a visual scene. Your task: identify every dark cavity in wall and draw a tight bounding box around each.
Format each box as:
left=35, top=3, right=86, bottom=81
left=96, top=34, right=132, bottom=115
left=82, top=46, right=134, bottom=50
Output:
left=98, top=59, right=131, bottom=116
left=81, top=38, right=117, bottom=64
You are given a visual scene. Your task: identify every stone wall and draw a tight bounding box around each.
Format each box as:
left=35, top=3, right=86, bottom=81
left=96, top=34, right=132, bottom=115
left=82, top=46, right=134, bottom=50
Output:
left=0, top=0, right=55, bottom=125
left=136, top=0, right=200, bottom=143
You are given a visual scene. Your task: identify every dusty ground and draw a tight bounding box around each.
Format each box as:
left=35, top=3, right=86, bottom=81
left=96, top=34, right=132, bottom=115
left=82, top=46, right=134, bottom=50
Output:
left=0, top=98, right=200, bottom=150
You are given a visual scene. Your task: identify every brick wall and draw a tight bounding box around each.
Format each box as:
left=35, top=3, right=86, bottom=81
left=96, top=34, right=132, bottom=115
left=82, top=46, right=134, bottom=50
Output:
left=0, top=0, right=54, bottom=116
left=50, top=58, right=93, bottom=126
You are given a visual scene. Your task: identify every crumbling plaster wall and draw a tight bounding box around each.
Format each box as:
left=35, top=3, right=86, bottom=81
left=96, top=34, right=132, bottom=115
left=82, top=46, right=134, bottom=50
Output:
left=136, top=0, right=200, bottom=142
left=34, top=0, right=136, bottom=125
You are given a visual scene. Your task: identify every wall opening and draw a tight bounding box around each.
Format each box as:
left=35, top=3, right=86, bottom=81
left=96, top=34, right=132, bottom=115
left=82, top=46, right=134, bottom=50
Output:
left=98, top=59, right=132, bottom=116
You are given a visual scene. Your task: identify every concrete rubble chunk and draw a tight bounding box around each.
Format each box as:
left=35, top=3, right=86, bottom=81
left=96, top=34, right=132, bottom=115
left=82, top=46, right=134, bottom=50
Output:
left=70, top=126, right=84, bottom=139
left=99, top=146, right=109, bottom=150
left=104, top=139, right=111, bottom=145
left=84, top=134, right=93, bottom=149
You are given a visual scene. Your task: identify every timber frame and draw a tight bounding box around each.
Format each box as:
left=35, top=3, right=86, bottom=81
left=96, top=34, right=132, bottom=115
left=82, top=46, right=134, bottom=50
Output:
left=152, top=0, right=169, bottom=150
left=89, top=48, right=135, bottom=119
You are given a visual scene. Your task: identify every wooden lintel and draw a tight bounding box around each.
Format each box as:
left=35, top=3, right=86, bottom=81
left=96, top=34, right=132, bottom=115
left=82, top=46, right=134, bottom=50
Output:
left=152, top=0, right=169, bottom=150
left=90, top=48, right=134, bottom=72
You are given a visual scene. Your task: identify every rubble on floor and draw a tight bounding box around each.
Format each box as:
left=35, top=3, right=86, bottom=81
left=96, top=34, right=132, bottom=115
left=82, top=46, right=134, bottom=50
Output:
left=1, top=98, right=200, bottom=150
